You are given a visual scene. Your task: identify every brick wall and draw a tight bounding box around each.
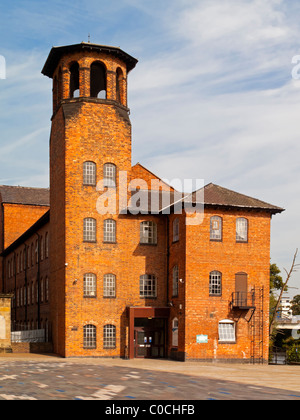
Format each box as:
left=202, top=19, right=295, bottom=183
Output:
left=184, top=208, right=271, bottom=362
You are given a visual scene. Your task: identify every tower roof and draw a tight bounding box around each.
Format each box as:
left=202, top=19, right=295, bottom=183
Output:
left=42, top=42, right=138, bottom=78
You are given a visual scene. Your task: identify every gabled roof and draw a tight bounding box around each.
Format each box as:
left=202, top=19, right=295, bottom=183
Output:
left=131, top=163, right=175, bottom=192
left=125, top=183, right=284, bottom=215
left=0, top=185, right=50, bottom=207
left=185, top=183, right=284, bottom=214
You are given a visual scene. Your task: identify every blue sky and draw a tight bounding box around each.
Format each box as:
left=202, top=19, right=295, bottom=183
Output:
left=0, top=0, right=300, bottom=292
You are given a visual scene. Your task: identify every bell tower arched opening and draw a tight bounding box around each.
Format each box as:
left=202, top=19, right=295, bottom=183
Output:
left=90, top=61, right=107, bottom=99
left=69, top=62, right=80, bottom=98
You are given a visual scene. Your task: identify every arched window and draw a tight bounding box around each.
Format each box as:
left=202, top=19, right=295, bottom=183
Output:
left=210, top=216, right=222, bottom=241
left=103, top=163, right=116, bottom=188
left=172, top=318, right=179, bottom=347
left=173, top=218, right=179, bottom=242
left=45, top=232, right=49, bottom=258
left=31, top=243, right=34, bottom=266
left=103, top=219, right=116, bottom=243
left=103, top=325, right=116, bottom=349
left=83, top=161, right=97, bottom=186
left=83, top=325, right=97, bottom=349
left=90, top=61, right=106, bottom=99
left=218, top=320, right=236, bottom=343
left=116, top=67, right=124, bottom=104
left=140, top=275, right=157, bottom=298
left=83, top=273, right=97, bottom=298
left=236, top=218, right=248, bottom=242
left=172, top=266, right=179, bottom=297
left=58, top=68, right=63, bottom=102
left=140, top=221, right=157, bottom=244
left=83, top=218, right=97, bottom=242
left=103, top=274, right=116, bottom=298
left=69, top=62, right=80, bottom=98
left=209, top=271, right=222, bottom=296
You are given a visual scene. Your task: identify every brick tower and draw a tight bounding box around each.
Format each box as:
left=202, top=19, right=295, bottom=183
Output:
left=42, top=43, right=138, bottom=356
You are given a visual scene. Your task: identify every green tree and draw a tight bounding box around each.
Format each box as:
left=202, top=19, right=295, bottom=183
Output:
left=269, top=249, right=299, bottom=336
left=291, top=295, right=300, bottom=315
left=270, top=263, right=283, bottom=292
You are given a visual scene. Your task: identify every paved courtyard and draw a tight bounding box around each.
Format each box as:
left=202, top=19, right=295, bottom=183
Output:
left=0, top=354, right=299, bottom=401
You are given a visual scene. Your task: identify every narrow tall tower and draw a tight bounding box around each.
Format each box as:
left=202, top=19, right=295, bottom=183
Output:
left=42, top=43, right=138, bottom=356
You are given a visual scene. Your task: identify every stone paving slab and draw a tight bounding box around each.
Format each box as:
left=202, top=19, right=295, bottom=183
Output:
left=0, top=354, right=299, bottom=400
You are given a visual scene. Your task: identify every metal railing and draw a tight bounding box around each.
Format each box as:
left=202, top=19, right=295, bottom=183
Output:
left=231, top=292, right=255, bottom=309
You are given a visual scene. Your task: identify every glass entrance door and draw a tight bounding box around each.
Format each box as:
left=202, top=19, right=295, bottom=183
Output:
left=134, top=318, right=166, bottom=359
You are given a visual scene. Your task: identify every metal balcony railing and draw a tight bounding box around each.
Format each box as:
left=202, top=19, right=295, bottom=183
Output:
left=231, top=292, right=255, bottom=309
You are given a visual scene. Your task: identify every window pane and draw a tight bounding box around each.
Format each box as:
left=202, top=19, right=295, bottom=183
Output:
left=84, top=218, right=96, bottom=242
left=209, top=271, right=222, bottom=296
left=219, top=322, right=235, bottom=342
left=236, top=218, right=248, bottom=242
left=103, top=164, right=116, bottom=188
left=140, top=275, right=157, bottom=298
left=104, top=219, right=116, bottom=242
left=83, top=162, right=96, bottom=186
left=84, top=325, right=97, bottom=349
left=103, top=274, right=116, bottom=297
left=84, top=273, right=97, bottom=297
left=140, top=221, right=157, bottom=244
left=173, top=218, right=179, bottom=242
left=103, top=325, right=116, bottom=349
left=210, top=216, right=222, bottom=241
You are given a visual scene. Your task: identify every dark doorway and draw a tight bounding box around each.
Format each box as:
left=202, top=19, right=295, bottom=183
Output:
left=134, top=318, right=166, bottom=359
left=235, top=272, right=248, bottom=306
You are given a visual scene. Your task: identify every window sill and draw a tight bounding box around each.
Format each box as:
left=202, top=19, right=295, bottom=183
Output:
left=218, top=341, right=236, bottom=345
left=139, top=243, right=158, bottom=246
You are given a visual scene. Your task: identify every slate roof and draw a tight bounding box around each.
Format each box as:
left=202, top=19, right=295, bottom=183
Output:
left=185, top=183, right=284, bottom=214
left=42, top=42, right=138, bottom=78
left=0, top=185, right=50, bottom=207
left=126, top=183, right=284, bottom=215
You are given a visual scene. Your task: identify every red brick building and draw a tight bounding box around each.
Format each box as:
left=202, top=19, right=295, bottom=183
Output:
left=0, top=43, right=284, bottom=362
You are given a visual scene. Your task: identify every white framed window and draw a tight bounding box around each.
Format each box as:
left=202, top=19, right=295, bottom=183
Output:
left=209, top=271, right=222, bottom=296
left=83, top=161, right=96, bottom=186
left=84, top=325, right=97, bottom=349
left=236, top=218, right=248, bottom=242
left=210, top=216, right=222, bottom=241
left=84, top=273, right=97, bottom=298
left=218, top=320, right=236, bottom=343
left=140, top=221, right=157, bottom=244
left=140, top=274, right=157, bottom=298
left=84, top=218, right=97, bottom=242
left=103, top=325, right=116, bottom=349
left=103, top=219, right=116, bottom=243
left=103, top=274, right=116, bottom=298
left=103, top=163, right=116, bottom=188
left=173, top=218, right=179, bottom=242
left=172, top=318, right=179, bottom=347
left=172, top=265, right=179, bottom=297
